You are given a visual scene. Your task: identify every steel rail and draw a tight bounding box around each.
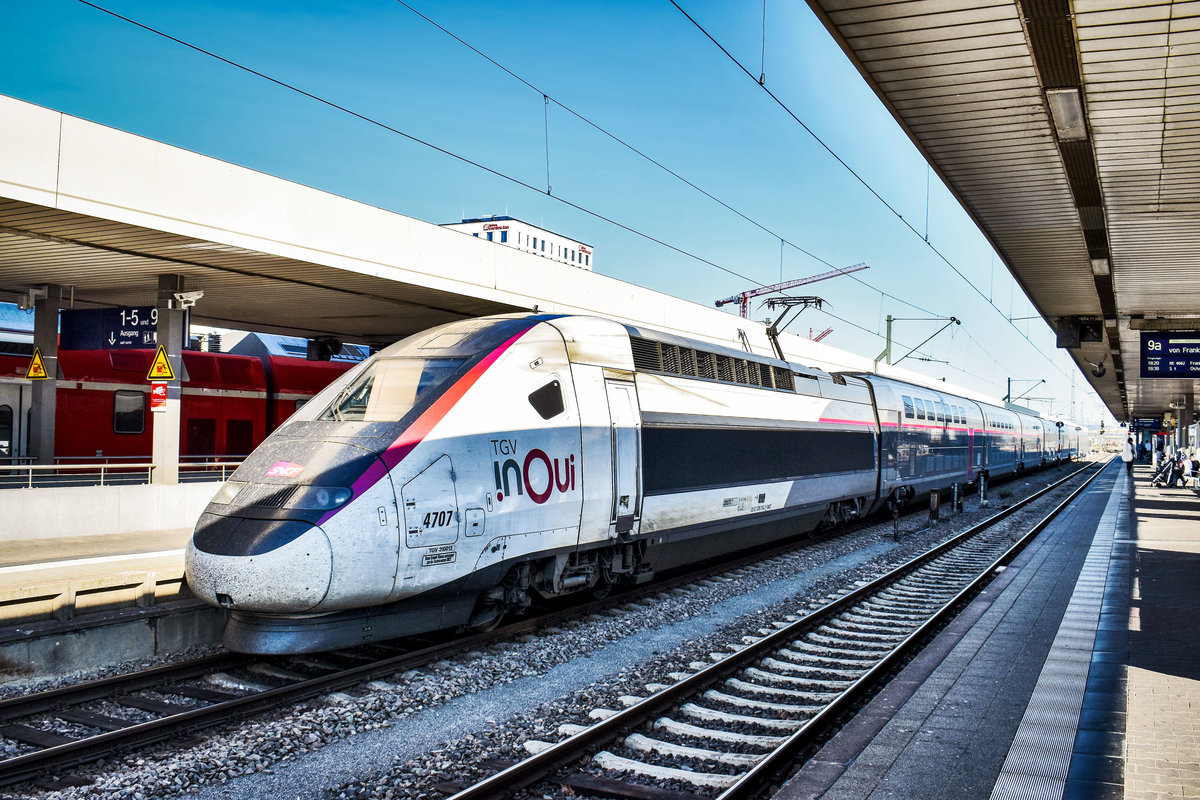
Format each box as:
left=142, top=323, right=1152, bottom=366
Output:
left=442, top=459, right=1104, bottom=800
left=0, top=460, right=1097, bottom=789
left=0, top=514, right=843, bottom=787
left=715, top=460, right=1111, bottom=799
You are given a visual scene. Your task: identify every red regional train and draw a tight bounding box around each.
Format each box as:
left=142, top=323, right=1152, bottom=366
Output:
left=0, top=336, right=358, bottom=464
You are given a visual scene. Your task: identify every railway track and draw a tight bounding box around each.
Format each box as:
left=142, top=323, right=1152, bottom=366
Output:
left=441, top=461, right=1105, bottom=800
left=0, top=462, right=1097, bottom=792
left=0, top=518, right=850, bottom=788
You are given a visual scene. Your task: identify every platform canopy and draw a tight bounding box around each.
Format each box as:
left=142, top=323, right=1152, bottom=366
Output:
left=807, top=0, right=1200, bottom=423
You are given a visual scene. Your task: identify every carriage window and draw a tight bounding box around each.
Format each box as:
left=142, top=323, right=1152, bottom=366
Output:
left=0, top=404, right=11, bottom=458
left=902, top=396, right=914, bottom=418
left=914, top=399, right=926, bottom=420
left=113, top=390, right=145, bottom=434
left=528, top=380, right=565, bottom=420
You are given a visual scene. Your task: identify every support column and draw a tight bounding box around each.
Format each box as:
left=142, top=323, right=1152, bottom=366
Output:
left=29, top=286, right=62, bottom=465
left=152, top=275, right=188, bottom=485
left=1186, top=397, right=1195, bottom=450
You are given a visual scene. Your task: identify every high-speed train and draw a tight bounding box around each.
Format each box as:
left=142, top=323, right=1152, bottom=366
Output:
left=185, top=314, right=1089, bottom=654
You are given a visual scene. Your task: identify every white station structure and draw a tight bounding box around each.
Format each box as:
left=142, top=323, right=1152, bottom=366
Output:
left=0, top=93, right=1028, bottom=538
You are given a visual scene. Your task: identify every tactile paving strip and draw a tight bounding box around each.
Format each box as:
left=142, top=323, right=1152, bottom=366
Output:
left=989, top=471, right=1124, bottom=799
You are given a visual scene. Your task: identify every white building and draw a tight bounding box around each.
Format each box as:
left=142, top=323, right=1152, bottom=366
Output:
left=441, top=215, right=593, bottom=270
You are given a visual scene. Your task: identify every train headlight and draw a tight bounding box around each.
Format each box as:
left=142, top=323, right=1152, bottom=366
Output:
left=289, top=486, right=354, bottom=511
left=210, top=481, right=247, bottom=505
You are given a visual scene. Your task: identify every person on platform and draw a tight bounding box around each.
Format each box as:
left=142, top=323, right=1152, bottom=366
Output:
left=1154, top=436, right=1164, bottom=470
left=1121, top=437, right=1134, bottom=476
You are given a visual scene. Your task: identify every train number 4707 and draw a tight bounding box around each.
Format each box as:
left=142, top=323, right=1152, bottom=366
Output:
left=423, top=510, right=455, bottom=529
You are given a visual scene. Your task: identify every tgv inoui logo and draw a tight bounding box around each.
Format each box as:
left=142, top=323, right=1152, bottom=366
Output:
left=492, top=444, right=576, bottom=504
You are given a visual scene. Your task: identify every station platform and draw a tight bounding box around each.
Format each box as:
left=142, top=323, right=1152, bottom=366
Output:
left=0, top=528, right=189, bottom=593
left=777, top=459, right=1199, bottom=800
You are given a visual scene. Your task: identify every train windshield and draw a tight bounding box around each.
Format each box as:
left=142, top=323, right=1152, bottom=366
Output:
left=318, top=357, right=466, bottom=422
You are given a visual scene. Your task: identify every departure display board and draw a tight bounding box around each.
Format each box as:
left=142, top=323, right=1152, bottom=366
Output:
left=1141, top=331, right=1200, bottom=377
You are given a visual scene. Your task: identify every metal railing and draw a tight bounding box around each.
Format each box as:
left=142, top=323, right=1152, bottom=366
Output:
left=0, top=458, right=243, bottom=488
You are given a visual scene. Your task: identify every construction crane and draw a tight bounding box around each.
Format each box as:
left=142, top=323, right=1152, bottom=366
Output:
left=714, top=262, right=869, bottom=319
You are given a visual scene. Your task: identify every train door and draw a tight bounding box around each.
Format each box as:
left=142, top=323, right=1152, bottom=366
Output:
left=0, top=382, right=26, bottom=463
left=604, top=380, right=641, bottom=535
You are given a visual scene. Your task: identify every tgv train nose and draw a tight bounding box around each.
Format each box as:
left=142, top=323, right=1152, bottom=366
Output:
left=186, top=515, right=333, bottom=612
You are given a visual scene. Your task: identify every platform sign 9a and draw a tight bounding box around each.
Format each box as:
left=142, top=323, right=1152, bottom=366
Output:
left=1141, top=331, right=1200, bottom=377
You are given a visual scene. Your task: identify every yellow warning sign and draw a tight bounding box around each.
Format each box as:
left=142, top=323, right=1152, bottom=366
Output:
left=146, top=345, right=177, bottom=382
left=26, top=347, right=49, bottom=380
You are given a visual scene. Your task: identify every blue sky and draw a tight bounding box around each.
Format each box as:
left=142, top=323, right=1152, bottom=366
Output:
left=0, top=0, right=1113, bottom=425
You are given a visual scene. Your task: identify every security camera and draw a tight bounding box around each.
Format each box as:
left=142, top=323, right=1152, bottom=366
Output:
left=1089, top=354, right=1106, bottom=378
left=172, top=290, right=204, bottom=309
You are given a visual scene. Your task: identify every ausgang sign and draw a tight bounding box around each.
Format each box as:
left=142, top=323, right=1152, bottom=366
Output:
left=1141, top=331, right=1200, bottom=377
left=60, top=307, right=159, bottom=350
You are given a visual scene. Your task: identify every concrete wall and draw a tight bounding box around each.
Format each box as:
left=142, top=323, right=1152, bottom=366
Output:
left=0, top=482, right=219, bottom=541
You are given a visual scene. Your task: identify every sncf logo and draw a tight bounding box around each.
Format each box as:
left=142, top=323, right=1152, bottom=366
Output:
left=493, top=449, right=577, bottom=504
left=266, top=461, right=304, bottom=478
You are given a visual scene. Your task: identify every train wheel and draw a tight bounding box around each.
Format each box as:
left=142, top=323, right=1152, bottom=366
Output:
left=590, top=561, right=614, bottom=600
left=464, top=585, right=506, bottom=632
left=464, top=564, right=531, bottom=632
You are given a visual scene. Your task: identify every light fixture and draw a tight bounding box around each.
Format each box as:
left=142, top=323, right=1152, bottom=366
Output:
left=1130, top=317, right=1200, bottom=331
left=1046, top=88, right=1088, bottom=141
left=1090, top=257, right=1110, bottom=276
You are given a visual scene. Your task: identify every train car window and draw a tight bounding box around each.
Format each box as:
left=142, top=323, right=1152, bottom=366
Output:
left=528, top=380, right=565, bottom=420
left=109, top=350, right=147, bottom=373
left=113, top=390, right=145, bottom=434
left=0, top=404, right=11, bottom=458
left=902, top=396, right=914, bottom=418
left=914, top=398, right=926, bottom=420
left=226, top=419, right=254, bottom=456
left=187, top=419, right=217, bottom=456
left=320, top=357, right=465, bottom=422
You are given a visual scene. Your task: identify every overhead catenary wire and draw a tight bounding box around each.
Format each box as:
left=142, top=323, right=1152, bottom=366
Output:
left=668, top=0, right=1072, bottom=382
left=74, top=0, right=765, bottom=290
left=390, top=0, right=959, bottom=328
left=390, top=1, right=1045, bottom=386
left=77, top=0, right=1040, bottom=392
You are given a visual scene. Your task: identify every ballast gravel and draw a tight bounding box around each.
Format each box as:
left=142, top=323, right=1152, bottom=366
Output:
left=0, top=466, right=1092, bottom=800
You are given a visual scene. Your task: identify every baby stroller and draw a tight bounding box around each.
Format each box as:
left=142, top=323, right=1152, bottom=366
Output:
left=1151, top=456, right=1177, bottom=487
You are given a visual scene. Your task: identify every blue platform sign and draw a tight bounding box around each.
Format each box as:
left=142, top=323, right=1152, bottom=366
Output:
left=60, top=307, right=159, bottom=350
left=1141, top=331, right=1200, bottom=378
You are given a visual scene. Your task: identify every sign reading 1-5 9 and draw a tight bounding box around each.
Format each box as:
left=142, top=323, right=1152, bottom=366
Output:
left=119, top=307, right=158, bottom=327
